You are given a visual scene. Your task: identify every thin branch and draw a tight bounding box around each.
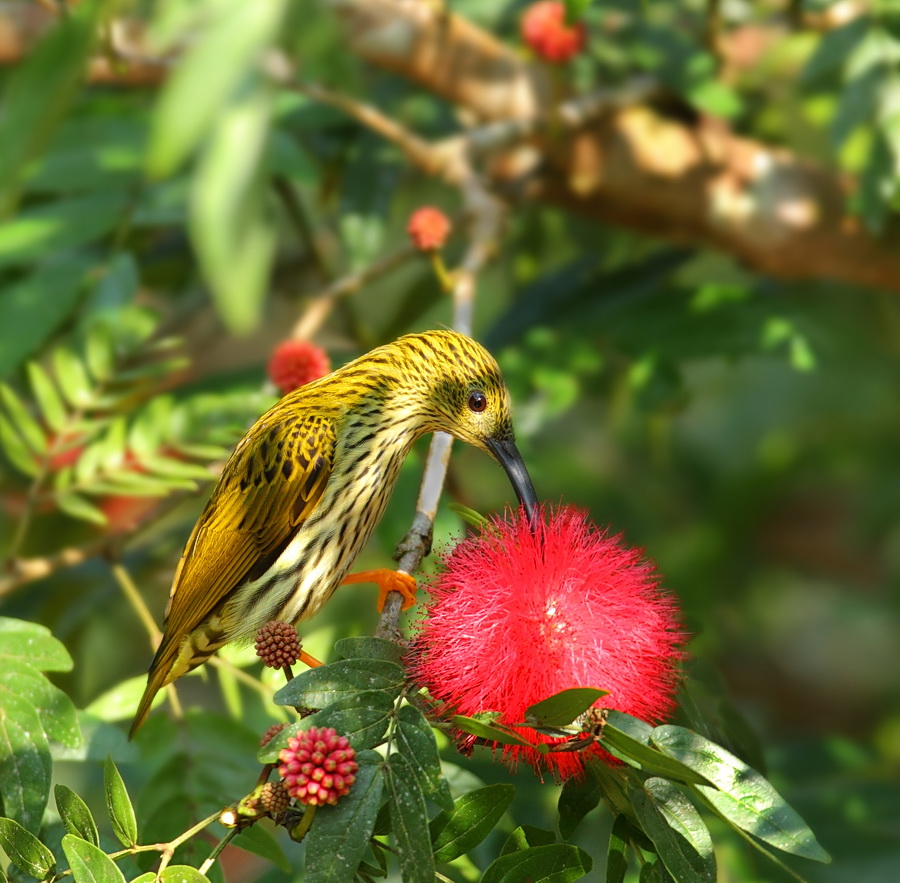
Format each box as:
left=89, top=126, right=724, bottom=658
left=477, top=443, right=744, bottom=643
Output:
left=109, top=560, right=161, bottom=647
left=290, top=241, right=419, bottom=341
left=377, top=163, right=506, bottom=638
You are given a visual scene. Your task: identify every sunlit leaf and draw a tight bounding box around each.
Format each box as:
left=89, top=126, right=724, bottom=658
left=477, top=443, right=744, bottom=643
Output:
left=0, top=817, right=56, bottom=879
left=62, top=834, right=126, bottom=883
left=103, top=755, right=138, bottom=847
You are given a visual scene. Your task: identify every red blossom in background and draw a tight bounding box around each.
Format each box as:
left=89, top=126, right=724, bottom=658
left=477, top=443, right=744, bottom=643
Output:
left=412, top=505, right=685, bottom=780
left=407, top=207, right=452, bottom=252
left=267, top=340, right=331, bottom=396
left=521, top=1, right=587, bottom=64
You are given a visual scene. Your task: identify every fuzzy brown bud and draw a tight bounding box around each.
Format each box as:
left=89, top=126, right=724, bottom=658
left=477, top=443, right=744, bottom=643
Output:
left=255, top=621, right=302, bottom=668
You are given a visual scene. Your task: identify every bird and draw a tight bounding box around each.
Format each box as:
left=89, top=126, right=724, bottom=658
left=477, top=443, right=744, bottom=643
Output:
left=130, top=329, right=539, bottom=736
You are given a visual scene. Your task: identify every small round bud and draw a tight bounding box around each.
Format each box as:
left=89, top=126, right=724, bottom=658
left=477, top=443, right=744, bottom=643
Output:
left=259, top=781, right=292, bottom=818
left=407, top=207, right=452, bottom=252
left=278, top=726, right=359, bottom=806
left=255, top=621, right=302, bottom=669
left=522, top=1, right=587, bottom=64
left=260, top=723, right=288, bottom=748
left=268, top=340, right=331, bottom=396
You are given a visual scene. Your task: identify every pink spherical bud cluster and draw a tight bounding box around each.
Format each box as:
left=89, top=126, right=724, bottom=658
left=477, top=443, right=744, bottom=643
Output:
left=255, top=621, right=302, bottom=669
left=521, top=1, right=587, bottom=64
left=278, top=727, right=358, bottom=806
left=267, top=340, right=331, bottom=396
left=407, top=207, right=452, bottom=252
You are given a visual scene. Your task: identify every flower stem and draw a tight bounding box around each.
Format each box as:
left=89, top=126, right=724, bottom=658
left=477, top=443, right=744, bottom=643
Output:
left=198, top=828, right=238, bottom=876
left=429, top=252, right=455, bottom=292
left=156, top=810, right=222, bottom=874
left=289, top=805, right=317, bottom=842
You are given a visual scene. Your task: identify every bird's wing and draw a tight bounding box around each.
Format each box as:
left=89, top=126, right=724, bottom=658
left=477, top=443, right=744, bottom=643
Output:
left=158, top=411, right=337, bottom=657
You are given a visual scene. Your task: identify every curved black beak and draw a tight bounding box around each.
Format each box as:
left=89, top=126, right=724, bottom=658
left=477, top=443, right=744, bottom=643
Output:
left=485, top=437, right=539, bottom=530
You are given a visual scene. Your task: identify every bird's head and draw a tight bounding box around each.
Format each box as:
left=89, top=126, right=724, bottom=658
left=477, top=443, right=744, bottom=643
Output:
left=401, top=330, right=540, bottom=525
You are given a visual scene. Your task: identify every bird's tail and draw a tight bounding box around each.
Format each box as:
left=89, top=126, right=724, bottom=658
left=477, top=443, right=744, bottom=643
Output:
left=129, top=654, right=173, bottom=740
left=129, top=624, right=228, bottom=739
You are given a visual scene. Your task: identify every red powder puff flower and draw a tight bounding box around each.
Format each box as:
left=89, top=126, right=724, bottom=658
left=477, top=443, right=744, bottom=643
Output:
left=268, top=340, right=330, bottom=396
left=407, top=207, right=452, bottom=252
left=412, top=505, right=685, bottom=780
left=521, top=1, right=587, bottom=64
left=278, top=727, right=358, bottom=806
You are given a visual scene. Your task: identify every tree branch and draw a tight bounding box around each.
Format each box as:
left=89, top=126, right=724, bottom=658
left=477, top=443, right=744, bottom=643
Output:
left=325, top=0, right=900, bottom=293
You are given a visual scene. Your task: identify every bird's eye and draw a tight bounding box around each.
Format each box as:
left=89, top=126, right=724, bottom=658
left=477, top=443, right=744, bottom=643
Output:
left=467, top=391, right=487, bottom=413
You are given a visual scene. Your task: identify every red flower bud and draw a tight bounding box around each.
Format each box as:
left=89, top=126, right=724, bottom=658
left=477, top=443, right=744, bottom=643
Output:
left=407, top=207, right=452, bottom=252
left=268, top=340, right=330, bottom=396
left=522, top=1, right=587, bottom=64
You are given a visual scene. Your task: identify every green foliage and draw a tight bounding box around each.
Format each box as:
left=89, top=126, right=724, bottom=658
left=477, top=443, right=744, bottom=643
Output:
left=0, top=619, right=79, bottom=832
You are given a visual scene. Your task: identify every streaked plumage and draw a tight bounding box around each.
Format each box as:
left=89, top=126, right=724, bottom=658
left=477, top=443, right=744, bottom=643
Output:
left=131, top=330, right=538, bottom=736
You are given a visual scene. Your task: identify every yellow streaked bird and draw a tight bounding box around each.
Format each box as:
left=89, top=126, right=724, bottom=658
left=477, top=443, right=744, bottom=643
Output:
left=130, top=330, right=538, bottom=736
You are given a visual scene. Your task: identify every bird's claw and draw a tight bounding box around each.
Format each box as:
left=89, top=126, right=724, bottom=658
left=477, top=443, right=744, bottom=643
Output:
left=342, top=568, right=418, bottom=612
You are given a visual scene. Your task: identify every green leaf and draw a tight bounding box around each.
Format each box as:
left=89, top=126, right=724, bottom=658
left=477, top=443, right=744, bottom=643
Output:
left=482, top=844, right=593, bottom=883
left=274, top=660, right=403, bottom=715
left=55, top=785, right=100, bottom=846
left=630, top=778, right=715, bottom=883
left=89, top=253, right=140, bottom=325
left=158, top=867, right=213, bottom=883
left=651, top=726, right=830, bottom=862
left=84, top=675, right=156, bottom=724
left=600, top=713, right=707, bottom=785
left=0, top=193, right=129, bottom=267
left=802, top=16, right=869, bottom=85
left=0, top=817, right=56, bottom=879
left=52, top=347, right=93, bottom=409
left=62, top=834, right=125, bottom=883
left=0, top=619, right=73, bottom=672
left=0, top=694, right=50, bottom=832
left=103, top=755, right=138, bottom=847
left=334, top=636, right=405, bottom=665
left=27, top=363, right=66, bottom=433
left=0, top=383, right=46, bottom=455
left=0, top=660, right=80, bottom=748
left=231, top=825, right=290, bottom=873
left=394, top=705, right=453, bottom=810
left=0, top=258, right=91, bottom=378
left=56, top=492, right=108, bottom=526
left=564, top=0, right=593, bottom=21
left=0, top=619, right=73, bottom=671
left=606, top=815, right=631, bottom=883
left=189, top=84, right=277, bottom=334
left=304, top=751, right=384, bottom=883
left=558, top=771, right=602, bottom=840
left=148, top=0, right=286, bottom=176
left=84, top=325, right=117, bottom=384
left=524, top=688, right=608, bottom=727
left=446, top=502, right=489, bottom=528
left=430, top=783, right=515, bottom=865
left=499, top=825, right=556, bottom=856
left=0, top=412, right=41, bottom=476
left=450, top=715, right=537, bottom=749
left=386, top=754, right=435, bottom=883
left=263, top=692, right=394, bottom=761
left=0, top=0, right=100, bottom=215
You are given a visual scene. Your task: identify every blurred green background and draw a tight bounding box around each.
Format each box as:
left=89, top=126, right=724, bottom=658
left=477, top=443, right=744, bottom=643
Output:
left=1, top=0, right=899, bottom=880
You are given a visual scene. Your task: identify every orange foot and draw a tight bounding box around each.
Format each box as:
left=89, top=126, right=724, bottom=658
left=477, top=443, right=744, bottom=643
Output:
left=341, top=568, right=418, bottom=612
